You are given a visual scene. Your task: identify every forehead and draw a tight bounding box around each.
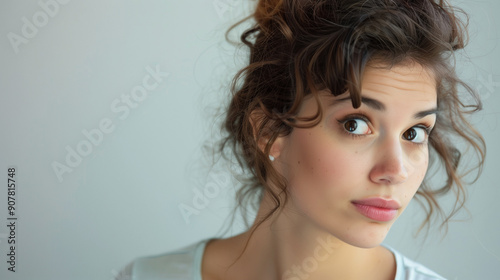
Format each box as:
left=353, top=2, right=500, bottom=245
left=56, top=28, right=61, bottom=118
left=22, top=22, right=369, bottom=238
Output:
left=302, top=61, right=438, bottom=115
left=360, top=62, right=437, bottom=100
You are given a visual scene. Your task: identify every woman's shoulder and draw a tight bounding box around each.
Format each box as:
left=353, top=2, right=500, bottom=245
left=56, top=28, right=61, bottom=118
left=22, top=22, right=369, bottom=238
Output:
left=115, top=240, right=446, bottom=280
left=114, top=239, right=210, bottom=280
left=383, top=244, right=447, bottom=280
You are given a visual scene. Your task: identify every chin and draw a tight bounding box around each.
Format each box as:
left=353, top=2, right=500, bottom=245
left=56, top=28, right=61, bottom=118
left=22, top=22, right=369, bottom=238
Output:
left=331, top=222, right=394, bottom=249
left=347, top=236, right=388, bottom=249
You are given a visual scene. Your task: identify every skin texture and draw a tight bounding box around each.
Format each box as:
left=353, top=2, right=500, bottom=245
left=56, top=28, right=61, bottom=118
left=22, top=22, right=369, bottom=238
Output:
left=202, top=62, right=438, bottom=280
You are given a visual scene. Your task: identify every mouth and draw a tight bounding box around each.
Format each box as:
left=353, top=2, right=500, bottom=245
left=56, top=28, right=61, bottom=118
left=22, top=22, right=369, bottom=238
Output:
left=351, top=198, right=401, bottom=222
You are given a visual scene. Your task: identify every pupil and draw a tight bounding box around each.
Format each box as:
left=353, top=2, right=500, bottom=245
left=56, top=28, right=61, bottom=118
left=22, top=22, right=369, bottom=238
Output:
left=404, top=129, right=416, bottom=140
left=345, top=120, right=357, bottom=132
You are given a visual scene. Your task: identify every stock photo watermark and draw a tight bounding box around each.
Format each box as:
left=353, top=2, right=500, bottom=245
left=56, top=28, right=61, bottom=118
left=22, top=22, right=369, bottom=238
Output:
left=475, top=73, right=499, bottom=101
left=4, top=167, right=18, bottom=273
left=213, top=0, right=239, bottom=19
left=178, top=170, right=230, bottom=224
left=7, top=0, right=71, bottom=54
left=111, top=268, right=131, bottom=280
left=282, top=235, right=339, bottom=280
left=51, top=65, right=169, bottom=182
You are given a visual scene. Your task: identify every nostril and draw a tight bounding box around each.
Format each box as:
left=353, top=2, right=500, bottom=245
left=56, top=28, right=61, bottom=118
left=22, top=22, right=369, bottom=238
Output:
left=369, top=156, right=409, bottom=185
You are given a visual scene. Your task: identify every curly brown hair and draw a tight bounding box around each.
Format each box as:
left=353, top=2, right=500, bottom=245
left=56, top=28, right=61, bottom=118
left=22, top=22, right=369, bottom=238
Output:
left=220, top=0, right=485, bottom=235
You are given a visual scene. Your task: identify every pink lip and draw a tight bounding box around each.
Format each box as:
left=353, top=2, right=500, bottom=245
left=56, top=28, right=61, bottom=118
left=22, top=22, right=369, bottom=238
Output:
left=351, top=198, right=401, bottom=222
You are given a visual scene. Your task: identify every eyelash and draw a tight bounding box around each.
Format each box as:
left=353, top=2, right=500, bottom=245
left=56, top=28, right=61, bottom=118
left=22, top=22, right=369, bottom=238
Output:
left=336, top=113, right=434, bottom=146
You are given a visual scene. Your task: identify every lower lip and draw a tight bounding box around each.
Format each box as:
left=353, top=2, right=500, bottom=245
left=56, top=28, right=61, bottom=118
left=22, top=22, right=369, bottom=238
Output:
left=352, top=203, right=398, bottom=222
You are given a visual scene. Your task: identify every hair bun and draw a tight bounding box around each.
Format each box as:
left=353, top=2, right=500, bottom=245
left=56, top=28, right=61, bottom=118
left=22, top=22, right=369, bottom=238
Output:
left=254, top=0, right=284, bottom=26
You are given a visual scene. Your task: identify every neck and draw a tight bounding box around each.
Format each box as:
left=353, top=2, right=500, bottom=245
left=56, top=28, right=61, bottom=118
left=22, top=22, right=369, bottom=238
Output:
left=215, top=192, right=390, bottom=280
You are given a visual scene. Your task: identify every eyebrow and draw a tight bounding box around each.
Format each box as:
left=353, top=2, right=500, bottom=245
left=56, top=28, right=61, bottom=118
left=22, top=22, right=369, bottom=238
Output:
left=331, top=96, right=438, bottom=119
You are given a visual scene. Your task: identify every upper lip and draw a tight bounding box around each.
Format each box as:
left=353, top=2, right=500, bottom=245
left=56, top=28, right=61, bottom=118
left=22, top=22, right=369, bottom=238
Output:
left=351, top=197, right=401, bottom=209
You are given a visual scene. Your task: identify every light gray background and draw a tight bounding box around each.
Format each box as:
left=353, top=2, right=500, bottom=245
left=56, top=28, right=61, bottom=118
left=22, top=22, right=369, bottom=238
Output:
left=0, top=1, right=498, bottom=279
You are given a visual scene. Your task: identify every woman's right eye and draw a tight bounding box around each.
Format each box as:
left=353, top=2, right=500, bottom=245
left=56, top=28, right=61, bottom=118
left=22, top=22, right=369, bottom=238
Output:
left=341, top=118, right=371, bottom=135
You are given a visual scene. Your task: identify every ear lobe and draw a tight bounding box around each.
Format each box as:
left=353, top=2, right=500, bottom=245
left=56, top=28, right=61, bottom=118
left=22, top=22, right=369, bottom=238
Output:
left=269, top=135, right=284, bottom=160
left=249, top=109, right=284, bottom=160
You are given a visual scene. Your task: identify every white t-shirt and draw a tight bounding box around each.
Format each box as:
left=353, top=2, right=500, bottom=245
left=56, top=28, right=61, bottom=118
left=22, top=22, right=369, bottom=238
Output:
left=115, top=239, right=446, bottom=280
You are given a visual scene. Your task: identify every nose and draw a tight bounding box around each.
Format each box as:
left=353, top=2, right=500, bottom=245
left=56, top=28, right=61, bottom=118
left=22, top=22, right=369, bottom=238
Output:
left=369, top=137, right=409, bottom=185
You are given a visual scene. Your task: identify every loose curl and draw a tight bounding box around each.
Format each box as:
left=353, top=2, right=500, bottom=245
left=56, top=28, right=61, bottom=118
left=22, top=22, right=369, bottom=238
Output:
left=220, top=0, right=485, bottom=236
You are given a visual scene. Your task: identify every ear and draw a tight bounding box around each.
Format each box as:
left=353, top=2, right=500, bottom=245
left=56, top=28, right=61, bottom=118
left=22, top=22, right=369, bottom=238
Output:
left=249, top=109, right=285, bottom=160
left=269, top=135, right=285, bottom=161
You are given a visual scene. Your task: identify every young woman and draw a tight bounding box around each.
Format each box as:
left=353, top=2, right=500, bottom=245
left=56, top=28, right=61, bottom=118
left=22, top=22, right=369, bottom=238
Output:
left=117, top=0, right=485, bottom=279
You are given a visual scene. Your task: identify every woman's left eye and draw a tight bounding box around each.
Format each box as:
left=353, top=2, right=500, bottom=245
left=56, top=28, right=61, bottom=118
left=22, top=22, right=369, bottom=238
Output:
left=402, top=127, right=428, bottom=143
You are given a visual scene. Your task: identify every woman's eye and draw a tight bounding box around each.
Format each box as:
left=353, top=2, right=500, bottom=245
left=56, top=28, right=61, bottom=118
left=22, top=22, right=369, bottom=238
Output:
left=342, top=118, right=371, bottom=135
left=402, top=127, right=427, bottom=143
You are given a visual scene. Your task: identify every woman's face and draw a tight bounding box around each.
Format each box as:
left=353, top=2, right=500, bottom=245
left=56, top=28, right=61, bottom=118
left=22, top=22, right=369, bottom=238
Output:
left=273, top=62, right=437, bottom=248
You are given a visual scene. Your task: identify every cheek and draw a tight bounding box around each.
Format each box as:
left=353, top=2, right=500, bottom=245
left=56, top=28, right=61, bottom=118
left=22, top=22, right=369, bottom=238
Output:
left=408, top=148, right=429, bottom=183
left=406, top=145, right=429, bottom=173
left=402, top=148, right=430, bottom=202
left=285, top=129, right=364, bottom=201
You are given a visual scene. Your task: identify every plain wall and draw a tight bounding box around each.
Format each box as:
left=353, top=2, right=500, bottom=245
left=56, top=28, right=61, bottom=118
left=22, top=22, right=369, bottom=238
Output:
left=0, top=1, right=498, bottom=279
